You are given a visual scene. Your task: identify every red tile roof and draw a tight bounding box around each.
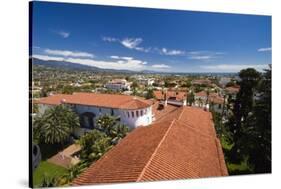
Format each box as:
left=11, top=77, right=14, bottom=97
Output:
left=34, top=94, right=72, bottom=105
left=195, top=91, right=207, bottom=97
left=225, top=86, right=240, bottom=94
left=154, top=90, right=187, bottom=101
left=209, top=93, right=224, bottom=104
left=72, top=106, right=228, bottom=185
left=35, top=92, right=152, bottom=110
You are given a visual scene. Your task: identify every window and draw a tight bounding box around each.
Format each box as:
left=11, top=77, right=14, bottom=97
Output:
left=127, top=112, right=130, bottom=118
left=140, top=110, right=143, bottom=116
left=111, top=109, right=114, bottom=116
left=136, top=110, right=139, bottom=117
left=131, top=111, right=134, bottom=118
left=99, top=108, right=101, bottom=113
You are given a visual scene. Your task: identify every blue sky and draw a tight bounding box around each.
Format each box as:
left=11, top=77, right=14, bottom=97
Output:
left=31, top=2, right=271, bottom=72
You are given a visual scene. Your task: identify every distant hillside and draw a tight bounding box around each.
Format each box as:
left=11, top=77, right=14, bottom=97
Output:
left=31, top=58, right=137, bottom=73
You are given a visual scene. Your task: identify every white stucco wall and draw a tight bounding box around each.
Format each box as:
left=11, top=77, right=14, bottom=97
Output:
left=37, top=103, right=152, bottom=130
left=73, top=104, right=152, bottom=129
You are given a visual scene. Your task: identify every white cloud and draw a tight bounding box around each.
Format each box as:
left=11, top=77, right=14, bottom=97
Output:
left=110, top=55, right=120, bottom=59
left=121, top=38, right=143, bottom=49
left=258, top=47, right=272, bottom=52
left=200, top=64, right=268, bottom=72
left=187, top=51, right=224, bottom=60
left=59, top=31, right=70, bottom=38
left=102, top=36, right=118, bottom=42
left=44, top=49, right=94, bottom=58
left=103, top=36, right=151, bottom=53
left=32, top=55, right=65, bottom=62
left=110, top=56, right=133, bottom=60
left=160, top=48, right=185, bottom=56
left=33, top=54, right=147, bottom=71
left=151, top=64, right=171, bottom=69
left=189, top=55, right=213, bottom=60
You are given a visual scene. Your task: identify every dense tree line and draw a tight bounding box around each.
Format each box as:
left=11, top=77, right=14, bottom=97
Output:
left=221, top=66, right=271, bottom=174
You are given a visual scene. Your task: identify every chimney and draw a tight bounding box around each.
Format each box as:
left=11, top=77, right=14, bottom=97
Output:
left=183, top=99, right=187, bottom=106
left=164, top=90, right=168, bottom=106
left=61, top=99, right=66, bottom=104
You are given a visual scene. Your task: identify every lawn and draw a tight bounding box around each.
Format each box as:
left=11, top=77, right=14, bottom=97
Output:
left=219, top=135, right=252, bottom=175
left=33, top=161, right=68, bottom=187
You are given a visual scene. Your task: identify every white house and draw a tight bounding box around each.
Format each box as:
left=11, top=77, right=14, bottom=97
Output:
left=138, top=78, right=154, bottom=86
left=105, top=79, right=131, bottom=91
left=35, top=93, right=153, bottom=136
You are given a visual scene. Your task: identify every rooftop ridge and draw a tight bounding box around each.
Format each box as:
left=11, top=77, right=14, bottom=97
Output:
left=136, top=119, right=176, bottom=181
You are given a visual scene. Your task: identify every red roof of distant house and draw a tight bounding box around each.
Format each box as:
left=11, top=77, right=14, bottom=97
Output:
left=225, top=86, right=240, bottom=94
left=72, top=106, right=228, bottom=185
left=35, top=92, right=152, bottom=110
left=195, top=91, right=207, bottom=97
left=191, top=79, right=212, bottom=85
left=153, top=90, right=187, bottom=101
left=209, top=93, right=224, bottom=104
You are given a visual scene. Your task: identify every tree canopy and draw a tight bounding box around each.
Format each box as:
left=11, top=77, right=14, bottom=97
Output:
left=33, top=105, right=80, bottom=144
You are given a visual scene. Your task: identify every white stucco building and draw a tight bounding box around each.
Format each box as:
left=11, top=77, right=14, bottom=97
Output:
left=105, top=79, right=131, bottom=91
left=36, top=93, right=153, bottom=136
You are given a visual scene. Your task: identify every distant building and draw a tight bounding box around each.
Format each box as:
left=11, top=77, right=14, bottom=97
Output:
left=35, top=93, right=153, bottom=133
left=219, top=77, right=231, bottom=87
left=138, top=78, right=154, bottom=86
left=105, top=79, right=131, bottom=91
left=191, top=79, right=212, bottom=86
left=194, top=91, right=224, bottom=113
left=225, top=86, right=240, bottom=95
left=153, top=90, right=187, bottom=107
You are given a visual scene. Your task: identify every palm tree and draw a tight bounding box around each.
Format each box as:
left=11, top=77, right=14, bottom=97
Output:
left=109, top=124, right=129, bottom=144
left=96, top=115, right=117, bottom=135
left=33, top=105, right=80, bottom=144
left=40, top=174, right=58, bottom=187
left=78, top=130, right=112, bottom=163
left=59, top=162, right=88, bottom=185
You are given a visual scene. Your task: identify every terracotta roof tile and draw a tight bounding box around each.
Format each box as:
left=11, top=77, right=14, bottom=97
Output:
left=72, top=107, right=228, bottom=185
left=154, top=90, right=187, bottom=101
left=34, top=94, right=72, bottom=105
left=36, top=92, right=152, bottom=110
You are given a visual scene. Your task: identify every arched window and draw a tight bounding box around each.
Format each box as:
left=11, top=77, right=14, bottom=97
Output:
left=140, top=110, right=143, bottom=116
left=80, top=112, right=96, bottom=129
left=136, top=110, right=139, bottom=117
left=131, top=111, right=134, bottom=118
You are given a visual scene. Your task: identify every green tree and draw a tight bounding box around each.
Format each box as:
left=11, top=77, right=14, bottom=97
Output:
left=39, top=174, right=58, bottom=187
left=96, top=115, right=129, bottom=143
left=240, top=66, right=272, bottom=173
left=225, top=68, right=261, bottom=162
left=33, top=105, right=80, bottom=144
left=145, top=89, right=155, bottom=99
left=78, top=130, right=112, bottom=163
left=187, top=91, right=195, bottom=106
